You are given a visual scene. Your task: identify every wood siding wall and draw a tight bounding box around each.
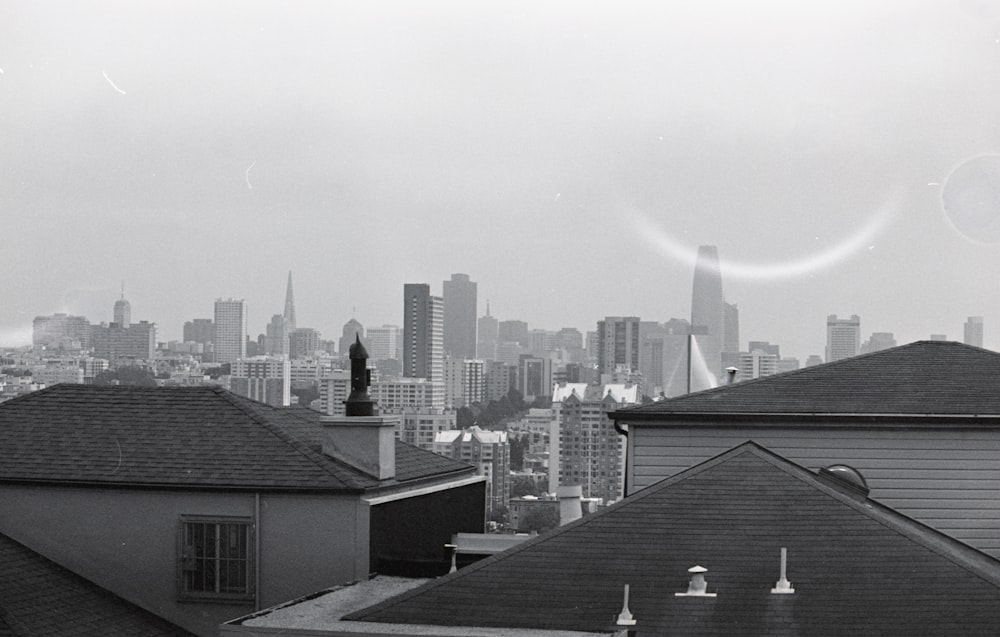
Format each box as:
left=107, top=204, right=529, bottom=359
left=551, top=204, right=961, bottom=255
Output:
left=628, top=426, right=1000, bottom=557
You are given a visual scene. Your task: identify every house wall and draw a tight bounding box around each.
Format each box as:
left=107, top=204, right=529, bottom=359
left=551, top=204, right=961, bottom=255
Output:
left=0, top=485, right=368, bottom=637
left=625, top=424, right=1000, bottom=557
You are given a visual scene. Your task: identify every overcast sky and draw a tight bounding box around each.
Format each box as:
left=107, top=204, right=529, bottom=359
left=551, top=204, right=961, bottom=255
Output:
left=3, top=1, right=1000, bottom=360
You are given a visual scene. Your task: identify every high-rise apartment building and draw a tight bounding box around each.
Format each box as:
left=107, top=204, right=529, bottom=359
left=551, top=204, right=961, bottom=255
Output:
left=597, top=317, right=640, bottom=374
left=519, top=355, right=553, bottom=401
left=965, top=316, right=984, bottom=348
left=443, top=273, right=477, bottom=360
left=691, top=245, right=725, bottom=383
left=213, top=299, right=247, bottom=364
left=826, top=314, right=861, bottom=362
left=738, top=348, right=779, bottom=381
left=403, top=283, right=443, bottom=383
left=367, top=325, right=401, bottom=362
left=485, top=360, right=516, bottom=403
left=477, top=303, right=499, bottom=361
left=230, top=357, right=291, bottom=407
left=433, top=426, right=509, bottom=517
left=396, top=409, right=456, bottom=451
left=443, top=358, right=485, bottom=408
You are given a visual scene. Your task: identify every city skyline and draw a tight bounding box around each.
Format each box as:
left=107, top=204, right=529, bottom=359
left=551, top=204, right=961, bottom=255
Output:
left=4, top=2, right=1000, bottom=360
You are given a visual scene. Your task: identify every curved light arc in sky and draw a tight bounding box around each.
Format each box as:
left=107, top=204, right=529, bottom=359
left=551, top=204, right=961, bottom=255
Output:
left=631, top=197, right=899, bottom=281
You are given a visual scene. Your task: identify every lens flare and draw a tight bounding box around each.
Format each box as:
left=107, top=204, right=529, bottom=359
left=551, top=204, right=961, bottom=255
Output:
left=631, top=196, right=898, bottom=281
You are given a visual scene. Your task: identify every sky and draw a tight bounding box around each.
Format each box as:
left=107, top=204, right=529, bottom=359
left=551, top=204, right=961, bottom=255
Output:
left=3, top=0, right=1000, bottom=361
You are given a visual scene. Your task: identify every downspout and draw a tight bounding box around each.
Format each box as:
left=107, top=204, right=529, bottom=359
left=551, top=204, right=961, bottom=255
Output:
left=254, top=492, right=261, bottom=611
left=613, top=418, right=629, bottom=498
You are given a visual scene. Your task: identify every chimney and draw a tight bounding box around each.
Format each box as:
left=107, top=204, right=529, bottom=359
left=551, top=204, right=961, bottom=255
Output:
left=771, top=547, right=795, bottom=594
left=725, top=366, right=739, bottom=384
left=557, top=484, right=583, bottom=525
left=615, top=584, right=637, bottom=627
left=318, top=332, right=397, bottom=480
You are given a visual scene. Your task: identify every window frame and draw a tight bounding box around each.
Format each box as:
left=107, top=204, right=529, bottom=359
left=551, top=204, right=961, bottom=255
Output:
left=177, top=515, right=255, bottom=604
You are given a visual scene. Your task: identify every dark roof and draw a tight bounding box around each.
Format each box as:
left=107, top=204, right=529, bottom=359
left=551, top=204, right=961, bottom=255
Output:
left=617, top=340, right=1000, bottom=420
left=346, top=442, right=1000, bottom=636
left=0, top=384, right=473, bottom=491
left=0, top=532, right=195, bottom=636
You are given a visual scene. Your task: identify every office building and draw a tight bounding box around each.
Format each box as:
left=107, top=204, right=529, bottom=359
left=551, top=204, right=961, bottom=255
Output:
left=738, top=348, right=780, bottom=381
left=283, top=270, right=296, bottom=330
left=638, top=319, right=690, bottom=398
left=372, top=377, right=446, bottom=411
left=444, top=358, right=485, bottom=408
left=519, top=355, right=553, bottom=402
left=826, top=314, right=861, bottom=362
left=91, top=320, right=156, bottom=363
left=484, top=360, right=516, bottom=402
left=367, top=325, right=401, bottom=362
left=113, top=285, right=131, bottom=328
left=597, top=316, right=640, bottom=374
left=213, top=299, right=247, bottom=364
left=861, top=332, right=897, bottom=354
left=965, top=316, right=984, bottom=348
left=264, top=314, right=288, bottom=356
left=230, top=357, right=291, bottom=407
left=182, top=318, right=213, bottom=345
left=498, top=320, right=528, bottom=347
left=31, top=314, right=91, bottom=350
left=402, top=283, right=443, bottom=383
left=442, top=273, right=477, bottom=360
left=317, top=369, right=352, bottom=415
left=339, top=319, right=365, bottom=356
left=288, top=327, right=320, bottom=359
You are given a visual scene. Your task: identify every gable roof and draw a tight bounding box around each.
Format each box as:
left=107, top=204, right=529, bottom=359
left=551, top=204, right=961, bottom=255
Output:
left=0, top=384, right=473, bottom=491
left=344, top=441, right=1000, bottom=636
left=0, top=532, right=195, bottom=636
left=616, top=341, right=1000, bottom=420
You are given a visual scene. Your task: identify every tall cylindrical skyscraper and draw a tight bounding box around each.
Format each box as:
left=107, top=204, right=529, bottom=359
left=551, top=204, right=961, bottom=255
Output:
left=690, top=245, right=724, bottom=384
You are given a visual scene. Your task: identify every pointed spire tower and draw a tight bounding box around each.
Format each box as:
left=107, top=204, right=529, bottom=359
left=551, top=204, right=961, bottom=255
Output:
left=283, top=270, right=297, bottom=331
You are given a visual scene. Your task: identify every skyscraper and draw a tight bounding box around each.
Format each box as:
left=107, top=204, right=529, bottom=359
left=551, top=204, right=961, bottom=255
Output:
left=597, top=316, right=641, bottom=374
left=826, top=314, right=861, bottom=362
left=403, top=283, right=443, bottom=382
left=339, top=318, right=365, bottom=355
left=443, top=273, right=477, bottom=360
left=965, top=316, right=984, bottom=348
left=691, top=245, right=725, bottom=384
left=214, top=298, right=247, bottom=364
left=477, top=302, right=499, bottom=361
left=367, top=325, right=401, bottom=362
left=113, top=283, right=131, bottom=328
left=283, top=271, right=296, bottom=331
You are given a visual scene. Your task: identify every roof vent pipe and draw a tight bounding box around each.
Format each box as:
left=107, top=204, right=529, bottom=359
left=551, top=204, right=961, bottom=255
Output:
left=615, top=584, right=637, bottom=626
left=675, top=565, right=717, bottom=597
left=725, top=366, right=739, bottom=384
left=770, top=547, right=795, bottom=594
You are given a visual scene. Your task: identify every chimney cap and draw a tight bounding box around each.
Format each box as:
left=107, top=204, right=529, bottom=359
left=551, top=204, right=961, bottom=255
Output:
left=349, top=333, right=368, bottom=360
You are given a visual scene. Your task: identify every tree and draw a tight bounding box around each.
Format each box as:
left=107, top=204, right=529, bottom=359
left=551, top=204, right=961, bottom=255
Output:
left=510, top=474, right=540, bottom=498
left=520, top=506, right=560, bottom=533
left=456, top=406, right=475, bottom=428
left=508, top=435, right=526, bottom=471
left=93, top=366, right=157, bottom=387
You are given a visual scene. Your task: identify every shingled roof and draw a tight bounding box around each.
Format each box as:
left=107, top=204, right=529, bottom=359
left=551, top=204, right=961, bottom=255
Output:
left=616, top=340, right=1000, bottom=420
left=0, top=384, right=473, bottom=491
left=344, top=442, right=1000, bottom=636
left=0, top=532, right=195, bottom=636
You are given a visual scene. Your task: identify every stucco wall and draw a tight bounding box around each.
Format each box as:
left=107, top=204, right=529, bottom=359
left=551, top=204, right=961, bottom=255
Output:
left=0, top=485, right=367, bottom=637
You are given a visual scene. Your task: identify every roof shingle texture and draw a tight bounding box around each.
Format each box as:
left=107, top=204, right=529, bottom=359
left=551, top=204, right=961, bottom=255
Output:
left=0, top=385, right=472, bottom=490
left=619, top=341, right=1000, bottom=417
left=0, top=532, right=195, bottom=636
left=347, top=442, right=1000, bottom=636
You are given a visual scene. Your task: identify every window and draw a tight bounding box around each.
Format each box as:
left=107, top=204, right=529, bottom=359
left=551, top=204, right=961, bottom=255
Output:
left=179, top=516, right=253, bottom=602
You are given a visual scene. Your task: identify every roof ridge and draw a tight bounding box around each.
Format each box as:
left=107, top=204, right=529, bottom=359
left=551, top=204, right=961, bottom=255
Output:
left=211, top=389, right=371, bottom=490
left=345, top=441, right=764, bottom=621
